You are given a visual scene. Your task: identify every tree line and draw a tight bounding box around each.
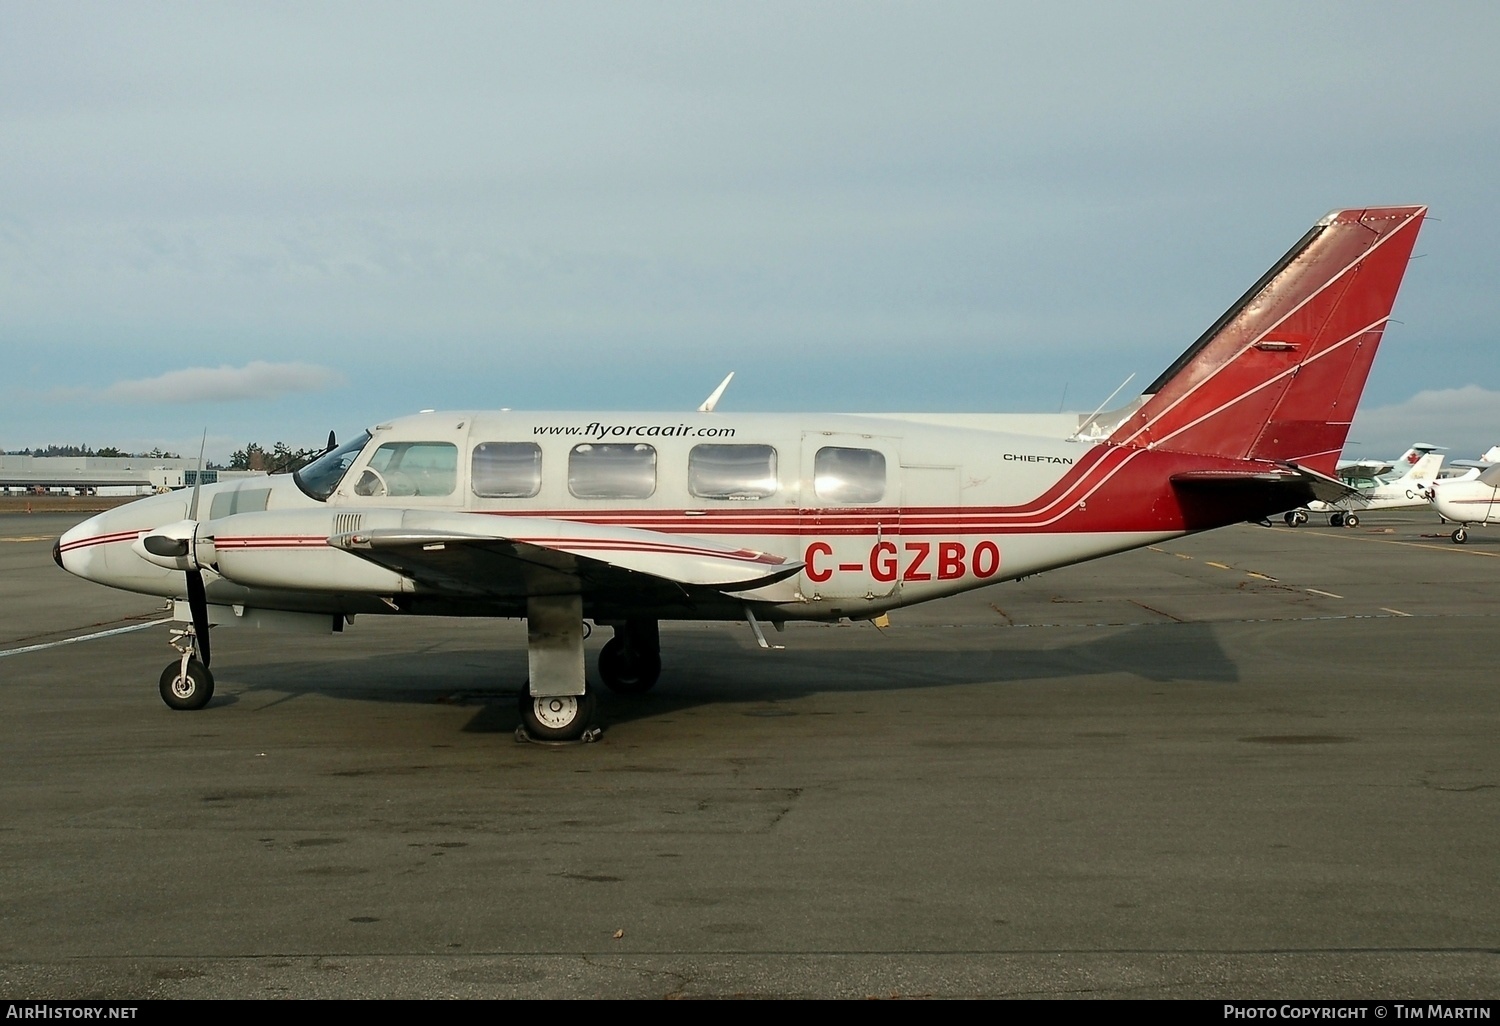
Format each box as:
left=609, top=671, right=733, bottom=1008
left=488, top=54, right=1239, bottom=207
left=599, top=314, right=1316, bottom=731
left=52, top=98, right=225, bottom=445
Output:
left=6, top=442, right=324, bottom=474
left=5, top=444, right=185, bottom=460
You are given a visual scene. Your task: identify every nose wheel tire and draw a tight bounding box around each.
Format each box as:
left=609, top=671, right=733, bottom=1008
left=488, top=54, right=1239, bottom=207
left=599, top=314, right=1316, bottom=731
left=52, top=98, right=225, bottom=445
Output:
left=598, top=636, right=662, bottom=695
left=159, top=659, right=215, bottom=711
left=517, top=687, right=597, bottom=742
left=1452, top=527, right=1468, bottom=544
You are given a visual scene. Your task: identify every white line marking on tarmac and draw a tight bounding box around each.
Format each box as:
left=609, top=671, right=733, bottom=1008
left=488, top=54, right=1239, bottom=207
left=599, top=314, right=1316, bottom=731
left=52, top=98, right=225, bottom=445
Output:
left=0, top=619, right=171, bottom=659
left=1381, top=607, right=1412, bottom=616
left=1306, top=588, right=1343, bottom=599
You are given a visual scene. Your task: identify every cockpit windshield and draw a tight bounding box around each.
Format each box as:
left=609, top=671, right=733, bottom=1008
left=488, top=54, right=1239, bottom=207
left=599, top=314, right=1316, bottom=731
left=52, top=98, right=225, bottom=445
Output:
left=293, top=432, right=372, bottom=502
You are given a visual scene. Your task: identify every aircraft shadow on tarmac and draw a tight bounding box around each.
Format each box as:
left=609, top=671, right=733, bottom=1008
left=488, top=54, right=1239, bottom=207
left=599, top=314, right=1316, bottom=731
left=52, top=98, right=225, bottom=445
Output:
left=220, top=620, right=1238, bottom=735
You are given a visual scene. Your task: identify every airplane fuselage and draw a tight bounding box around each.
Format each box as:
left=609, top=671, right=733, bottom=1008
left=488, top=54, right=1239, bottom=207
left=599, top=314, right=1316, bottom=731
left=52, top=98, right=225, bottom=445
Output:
left=60, top=409, right=1213, bottom=626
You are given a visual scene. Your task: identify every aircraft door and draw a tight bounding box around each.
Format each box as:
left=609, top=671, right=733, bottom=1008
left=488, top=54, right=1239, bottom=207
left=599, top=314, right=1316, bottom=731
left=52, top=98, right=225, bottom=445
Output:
left=799, top=433, right=900, bottom=602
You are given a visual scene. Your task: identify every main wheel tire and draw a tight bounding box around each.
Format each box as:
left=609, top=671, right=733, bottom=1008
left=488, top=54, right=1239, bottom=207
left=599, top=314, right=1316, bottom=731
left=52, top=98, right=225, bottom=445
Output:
left=1329, top=512, right=1345, bottom=527
left=1283, top=512, right=1297, bottom=526
left=1294, top=510, right=1309, bottom=526
left=1343, top=513, right=1360, bottom=528
left=517, top=687, right=597, bottom=741
left=1453, top=527, right=1468, bottom=544
left=598, top=636, right=662, bottom=695
left=159, top=659, right=215, bottom=711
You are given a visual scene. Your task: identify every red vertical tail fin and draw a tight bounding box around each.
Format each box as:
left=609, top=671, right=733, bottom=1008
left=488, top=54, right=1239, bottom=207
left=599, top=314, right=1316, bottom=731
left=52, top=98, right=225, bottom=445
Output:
left=1110, top=206, right=1426, bottom=476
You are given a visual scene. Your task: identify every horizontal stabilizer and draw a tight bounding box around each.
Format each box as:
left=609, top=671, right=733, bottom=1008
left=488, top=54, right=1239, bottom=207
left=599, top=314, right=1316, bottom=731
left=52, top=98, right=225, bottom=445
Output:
left=1170, top=461, right=1359, bottom=512
left=1279, top=463, right=1363, bottom=505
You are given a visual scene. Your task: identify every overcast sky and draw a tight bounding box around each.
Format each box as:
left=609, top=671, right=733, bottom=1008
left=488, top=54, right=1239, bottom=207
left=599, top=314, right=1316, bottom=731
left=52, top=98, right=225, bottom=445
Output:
left=2, top=2, right=1496, bottom=462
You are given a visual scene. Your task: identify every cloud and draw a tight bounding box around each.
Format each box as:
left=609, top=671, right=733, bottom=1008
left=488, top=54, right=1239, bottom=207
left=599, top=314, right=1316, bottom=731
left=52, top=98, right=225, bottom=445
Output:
left=69, top=362, right=344, bottom=404
left=1348, top=385, right=1500, bottom=459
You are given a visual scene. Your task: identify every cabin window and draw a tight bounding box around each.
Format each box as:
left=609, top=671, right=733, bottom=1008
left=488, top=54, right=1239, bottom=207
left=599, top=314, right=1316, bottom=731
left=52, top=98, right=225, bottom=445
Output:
left=568, top=443, right=656, bottom=499
left=814, top=446, right=886, bottom=504
left=472, top=442, right=542, bottom=498
left=352, top=441, right=457, bottom=497
left=688, top=444, right=778, bottom=500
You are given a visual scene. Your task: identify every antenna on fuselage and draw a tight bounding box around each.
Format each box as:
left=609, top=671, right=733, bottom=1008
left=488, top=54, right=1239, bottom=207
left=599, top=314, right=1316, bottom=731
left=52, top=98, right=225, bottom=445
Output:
left=698, top=372, right=735, bottom=413
left=1069, top=372, right=1136, bottom=441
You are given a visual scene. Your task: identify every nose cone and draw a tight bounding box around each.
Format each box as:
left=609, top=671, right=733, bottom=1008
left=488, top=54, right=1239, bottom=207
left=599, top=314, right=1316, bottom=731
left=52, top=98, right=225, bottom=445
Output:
left=56, top=512, right=118, bottom=582
left=56, top=493, right=194, bottom=597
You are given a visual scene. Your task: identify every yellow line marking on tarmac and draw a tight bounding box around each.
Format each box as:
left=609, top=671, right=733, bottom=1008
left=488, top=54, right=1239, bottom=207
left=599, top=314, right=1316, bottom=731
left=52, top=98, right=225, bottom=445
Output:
left=1205, top=561, right=1231, bottom=570
left=1306, top=588, right=1343, bottom=599
left=1381, top=607, right=1412, bottom=616
left=1277, top=529, right=1500, bottom=559
left=1246, top=571, right=1278, bottom=581
left=1174, top=553, right=1193, bottom=560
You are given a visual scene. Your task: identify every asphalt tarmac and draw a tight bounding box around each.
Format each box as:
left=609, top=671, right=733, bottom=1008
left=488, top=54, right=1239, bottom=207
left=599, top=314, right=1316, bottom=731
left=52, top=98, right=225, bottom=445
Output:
left=1, top=510, right=1496, bottom=999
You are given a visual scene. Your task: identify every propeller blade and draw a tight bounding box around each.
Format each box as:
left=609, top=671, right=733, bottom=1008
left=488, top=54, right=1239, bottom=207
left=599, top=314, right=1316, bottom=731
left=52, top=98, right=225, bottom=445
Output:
left=188, top=429, right=207, bottom=521
left=186, top=568, right=211, bottom=668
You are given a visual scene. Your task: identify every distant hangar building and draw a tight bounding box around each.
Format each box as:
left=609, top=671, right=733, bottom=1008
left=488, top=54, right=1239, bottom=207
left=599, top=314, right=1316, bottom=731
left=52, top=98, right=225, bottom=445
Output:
left=0, top=455, right=267, bottom=495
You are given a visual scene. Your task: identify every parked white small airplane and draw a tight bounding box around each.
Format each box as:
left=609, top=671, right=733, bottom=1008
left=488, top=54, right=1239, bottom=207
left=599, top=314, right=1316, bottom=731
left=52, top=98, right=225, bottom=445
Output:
left=1426, top=463, right=1500, bottom=543
left=55, top=205, right=1428, bottom=741
left=1336, top=442, right=1440, bottom=486
left=1287, top=449, right=1447, bottom=527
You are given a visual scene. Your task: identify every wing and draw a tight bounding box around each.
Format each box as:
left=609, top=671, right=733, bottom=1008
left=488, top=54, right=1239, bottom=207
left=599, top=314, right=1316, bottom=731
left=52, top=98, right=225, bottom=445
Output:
left=329, top=510, right=803, bottom=608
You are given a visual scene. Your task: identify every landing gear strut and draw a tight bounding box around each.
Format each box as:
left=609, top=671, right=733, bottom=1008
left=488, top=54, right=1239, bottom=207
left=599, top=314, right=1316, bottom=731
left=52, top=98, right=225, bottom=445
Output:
left=1452, top=526, right=1468, bottom=544
left=598, top=619, right=661, bottom=695
left=159, top=623, right=214, bottom=710
left=516, top=593, right=599, bottom=742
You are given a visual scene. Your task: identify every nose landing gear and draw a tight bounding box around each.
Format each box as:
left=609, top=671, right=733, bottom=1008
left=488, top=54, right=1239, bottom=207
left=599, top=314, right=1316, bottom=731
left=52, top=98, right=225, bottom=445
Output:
left=159, top=624, right=214, bottom=710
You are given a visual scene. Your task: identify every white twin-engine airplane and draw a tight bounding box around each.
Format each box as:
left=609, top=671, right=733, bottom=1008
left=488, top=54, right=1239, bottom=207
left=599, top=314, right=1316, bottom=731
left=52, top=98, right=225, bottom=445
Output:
left=56, top=205, right=1427, bottom=742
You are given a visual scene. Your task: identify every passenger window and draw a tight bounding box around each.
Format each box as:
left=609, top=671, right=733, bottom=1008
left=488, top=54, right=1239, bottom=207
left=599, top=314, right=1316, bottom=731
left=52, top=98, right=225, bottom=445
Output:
left=568, top=443, right=656, bottom=499
left=814, top=446, right=885, bottom=504
left=353, top=442, right=457, bottom=497
left=472, top=442, right=542, bottom=498
left=689, top=444, right=778, bottom=499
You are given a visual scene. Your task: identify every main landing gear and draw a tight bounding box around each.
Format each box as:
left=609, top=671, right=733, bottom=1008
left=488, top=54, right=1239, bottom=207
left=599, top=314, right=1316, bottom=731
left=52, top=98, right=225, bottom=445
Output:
left=1328, top=512, right=1360, bottom=528
left=515, top=614, right=663, bottom=743
left=517, top=690, right=599, bottom=742
left=1283, top=510, right=1310, bottom=527
left=515, top=615, right=663, bottom=742
left=598, top=619, right=662, bottom=696
left=159, top=623, right=214, bottom=711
